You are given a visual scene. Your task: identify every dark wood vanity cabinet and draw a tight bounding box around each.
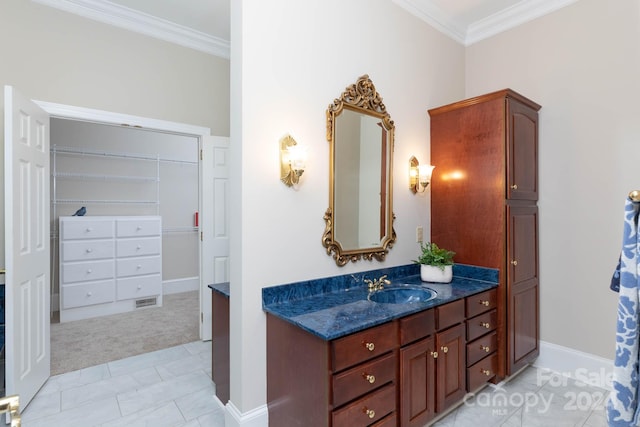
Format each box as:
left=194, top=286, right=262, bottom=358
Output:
left=211, top=286, right=230, bottom=404
left=429, top=89, right=541, bottom=378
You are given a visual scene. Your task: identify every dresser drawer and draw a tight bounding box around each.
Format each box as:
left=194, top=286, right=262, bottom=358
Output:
left=62, top=260, right=115, bottom=284
left=332, top=352, right=396, bottom=407
left=116, top=237, right=161, bottom=257
left=436, top=299, right=465, bottom=330
left=116, top=275, right=162, bottom=300
left=371, top=413, right=396, bottom=427
left=466, top=288, right=498, bottom=318
left=116, top=217, right=161, bottom=238
left=467, top=331, right=497, bottom=366
left=400, top=308, right=435, bottom=346
left=467, top=352, right=498, bottom=392
left=62, top=280, right=115, bottom=309
left=61, top=240, right=114, bottom=262
left=61, top=219, right=113, bottom=240
left=116, top=256, right=161, bottom=278
left=332, top=322, right=398, bottom=372
left=467, top=309, right=497, bottom=341
left=332, top=384, right=395, bottom=427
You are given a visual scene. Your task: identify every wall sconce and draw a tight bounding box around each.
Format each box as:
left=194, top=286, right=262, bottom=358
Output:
left=409, top=156, right=435, bottom=194
left=280, top=134, right=307, bottom=187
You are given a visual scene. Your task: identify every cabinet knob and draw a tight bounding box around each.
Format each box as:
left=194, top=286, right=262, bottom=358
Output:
left=137, top=226, right=143, bottom=231
left=430, top=351, right=438, bottom=359
left=510, top=184, right=518, bottom=190
left=481, top=369, right=492, bottom=376
left=87, top=269, right=92, bottom=274
left=441, top=346, right=449, bottom=354
left=363, top=408, right=375, bottom=419
left=86, top=227, right=92, bottom=232
left=511, top=260, right=518, bottom=266
left=364, top=342, right=375, bottom=352
left=479, top=300, right=490, bottom=307
left=363, top=373, right=375, bottom=384
left=137, top=285, right=142, bottom=290
left=481, top=322, right=491, bottom=329
left=86, top=292, right=92, bottom=297
left=86, top=248, right=93, bottom=253
left=137, top=264, right=142, bottom=269
left=137, top=245, right=142, bottom=250
left=481, top=345, right=491, bottom=353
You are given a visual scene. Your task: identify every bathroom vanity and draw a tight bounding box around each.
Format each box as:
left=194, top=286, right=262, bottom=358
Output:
left=209, top=282, right=230, bottom=404
left=263, top=265, right=499, bottom=427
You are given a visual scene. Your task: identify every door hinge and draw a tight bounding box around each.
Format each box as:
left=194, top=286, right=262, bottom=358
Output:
left=200, top=149, right=203, bottom=161
left=201, top=312, right=203, bottom=322
left=200, top=231, right=203, bottom=241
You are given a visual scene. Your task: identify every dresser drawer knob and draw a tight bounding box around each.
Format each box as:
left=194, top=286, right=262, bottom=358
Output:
left=363, top=408, right=375, bottom=419
left=481, top=345, right=491, bottom=353
left=479, top=300, right=490, bottom=306
left=480, top=322, right=491, bottom=329
left=363, top=342, right=375, bottom=351
left=137, top=245, right=142, bottom=250
left=430, top=351, right=438, bottom=359
left=86, top=227, right=92, bottom=232
left=511, top=260, right=518, bottom=266
left=137, top=264, right=142, bottom=269
left=363, top=373, right=375, bottom=384
left=86, top=248, right=93, bottom=253
left=137, top=226, right=143, bottom=231
left=481, top=369, right=492, bottom=376
left=87, top=269, right=92, bottom=274
left=86, top=292, right=92, bottom=297
left=137, top=285, right=142, bottom=290
left=441, top=346, right=449, bottom=354
left=510, top=184, right=518, bottom=190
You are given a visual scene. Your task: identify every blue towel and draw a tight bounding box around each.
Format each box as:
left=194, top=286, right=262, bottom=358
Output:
left=607, top=197, right=640, bottom=425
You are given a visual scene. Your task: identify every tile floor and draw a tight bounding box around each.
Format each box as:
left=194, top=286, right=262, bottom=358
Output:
left=21, top=342, right=609, bottom=426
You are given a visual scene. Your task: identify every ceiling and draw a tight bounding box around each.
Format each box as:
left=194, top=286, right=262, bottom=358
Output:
left=33, top=0, right=578, bottom=57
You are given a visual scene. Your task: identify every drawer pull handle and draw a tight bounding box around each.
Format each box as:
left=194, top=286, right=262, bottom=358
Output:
left=481, top=322, right=491, bottom=329
left=87, top=292, right=92, bottom=297
left=363, top=408, right=375, bottom=419
left=481, top=345, right=491, bottom=353
left=87, top=269, right=92, bottom=274
left=441, top=346, right=449, bottom=354
left=510, top=184, right=518, bottom=190
left=363, top=374, right=375, bottom=384
left=364, top=342, right=375, bottom=351
left=511, top=260, right=518, bottom=266
left=86, top=248, right=93, bottom=253
left=480, top=300, right=490, bottom=306
left=481, top=369, right=492, bottom=376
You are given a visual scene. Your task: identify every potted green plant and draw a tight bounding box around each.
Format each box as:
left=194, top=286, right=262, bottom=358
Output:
left=413, top=242, right=455, bottom=283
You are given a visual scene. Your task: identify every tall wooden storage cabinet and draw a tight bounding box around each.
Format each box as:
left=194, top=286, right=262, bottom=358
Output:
left=429, top=89, right=541, bottom=378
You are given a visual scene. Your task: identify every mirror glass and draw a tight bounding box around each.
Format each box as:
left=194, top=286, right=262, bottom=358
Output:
left=323, top=75, right=396, bottom=266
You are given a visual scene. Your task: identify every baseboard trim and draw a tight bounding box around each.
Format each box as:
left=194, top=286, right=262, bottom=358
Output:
left=162, top=277, right=199, bottom=295
left=533, top=340, right=613, bottom=388
left=224, top=401, right=268, bottom=427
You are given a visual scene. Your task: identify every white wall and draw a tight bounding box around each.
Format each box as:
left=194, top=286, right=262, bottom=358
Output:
left=230, top=0, right=464, bottom=416
left=465, top=0, right=640, bottom=359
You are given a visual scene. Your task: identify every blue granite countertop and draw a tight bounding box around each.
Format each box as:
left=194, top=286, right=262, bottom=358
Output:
left=208, top=282, right=230, bottom=298
left=262, top=264, right=498, bottom=341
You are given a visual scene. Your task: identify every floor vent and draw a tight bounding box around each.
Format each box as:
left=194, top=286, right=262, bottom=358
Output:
left=135, top=297, right=157, bottom=308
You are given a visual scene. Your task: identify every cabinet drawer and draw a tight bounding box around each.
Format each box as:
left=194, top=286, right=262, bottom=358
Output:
left=466, top=309, right=497, bottom=342
left=117, top=274, right=162, bottom=300
left=371, top=413, right=396, bottom=427
left=61, top=219, right=113, bottom=240
left=332, top=352, right=396, bottom=407
left=400, top=308, right=435, bottom=346
left=466, top=289, right=498, bottom=318
left=117, top=237, right=161, bottom=257
left=62, top=260, right=114, bottom=284
left=116, top=218, right=161, bottom=238
left=62, top=240, right=114, bottom=262
left=467, top=352, right=498, bottom=392
left=332, top=384, right=395, bottom=427
left=332, top=322, right=398, bottom=372
left=436, top=299, right=465, bottom=330
left=61, top=279, right=115, bottom=309
left=117, top=256, right=161, bottom=278
left=467, top=331, right=497, bottom=366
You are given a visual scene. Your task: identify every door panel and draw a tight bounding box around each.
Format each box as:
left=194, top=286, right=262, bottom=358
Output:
left=4, top=85, right=51, bottom=410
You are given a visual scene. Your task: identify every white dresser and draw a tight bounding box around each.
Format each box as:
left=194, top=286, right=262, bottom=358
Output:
left=59, top=216, right=162, bottom=322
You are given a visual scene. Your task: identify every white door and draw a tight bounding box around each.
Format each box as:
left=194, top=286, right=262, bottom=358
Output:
left=199, top=136, right=229, bottom=340
left=4, top=86, right=50, bottom=409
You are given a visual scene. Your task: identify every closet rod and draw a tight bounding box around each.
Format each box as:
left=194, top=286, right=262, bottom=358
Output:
left=629, top=190, right=640, bottom=202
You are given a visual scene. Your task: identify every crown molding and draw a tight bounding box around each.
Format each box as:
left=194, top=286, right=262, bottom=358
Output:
left=394, top=0, right=579, bottom=46
left=467, top=0, right=579, bottom=45
left=32, top=0, right=230, bottom=59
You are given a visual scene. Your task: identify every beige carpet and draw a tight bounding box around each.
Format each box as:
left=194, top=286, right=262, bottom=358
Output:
left=51, top=291, right=199, bottom=375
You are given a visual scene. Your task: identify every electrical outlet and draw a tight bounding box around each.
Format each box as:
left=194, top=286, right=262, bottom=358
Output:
left=416, top=226, right=423, bottom=243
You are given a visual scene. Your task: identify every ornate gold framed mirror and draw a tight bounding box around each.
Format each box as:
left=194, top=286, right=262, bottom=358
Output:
left=323, top=75, right=396, bottom=266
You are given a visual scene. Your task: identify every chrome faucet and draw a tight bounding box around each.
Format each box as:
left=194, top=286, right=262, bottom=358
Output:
left=365, top=275, right=391, bottom=292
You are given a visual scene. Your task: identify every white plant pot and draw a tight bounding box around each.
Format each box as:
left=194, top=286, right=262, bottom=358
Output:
left=420, top=264, right=453, bottom=283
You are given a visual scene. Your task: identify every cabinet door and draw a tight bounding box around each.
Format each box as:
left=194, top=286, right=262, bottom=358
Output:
left=507, top=204, right=539, bottom=373
left=436, top=323, right=466, bottom=412
left=506, top=99, right=538, bottom=201
left=400, top=336, right=435, bottom=427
